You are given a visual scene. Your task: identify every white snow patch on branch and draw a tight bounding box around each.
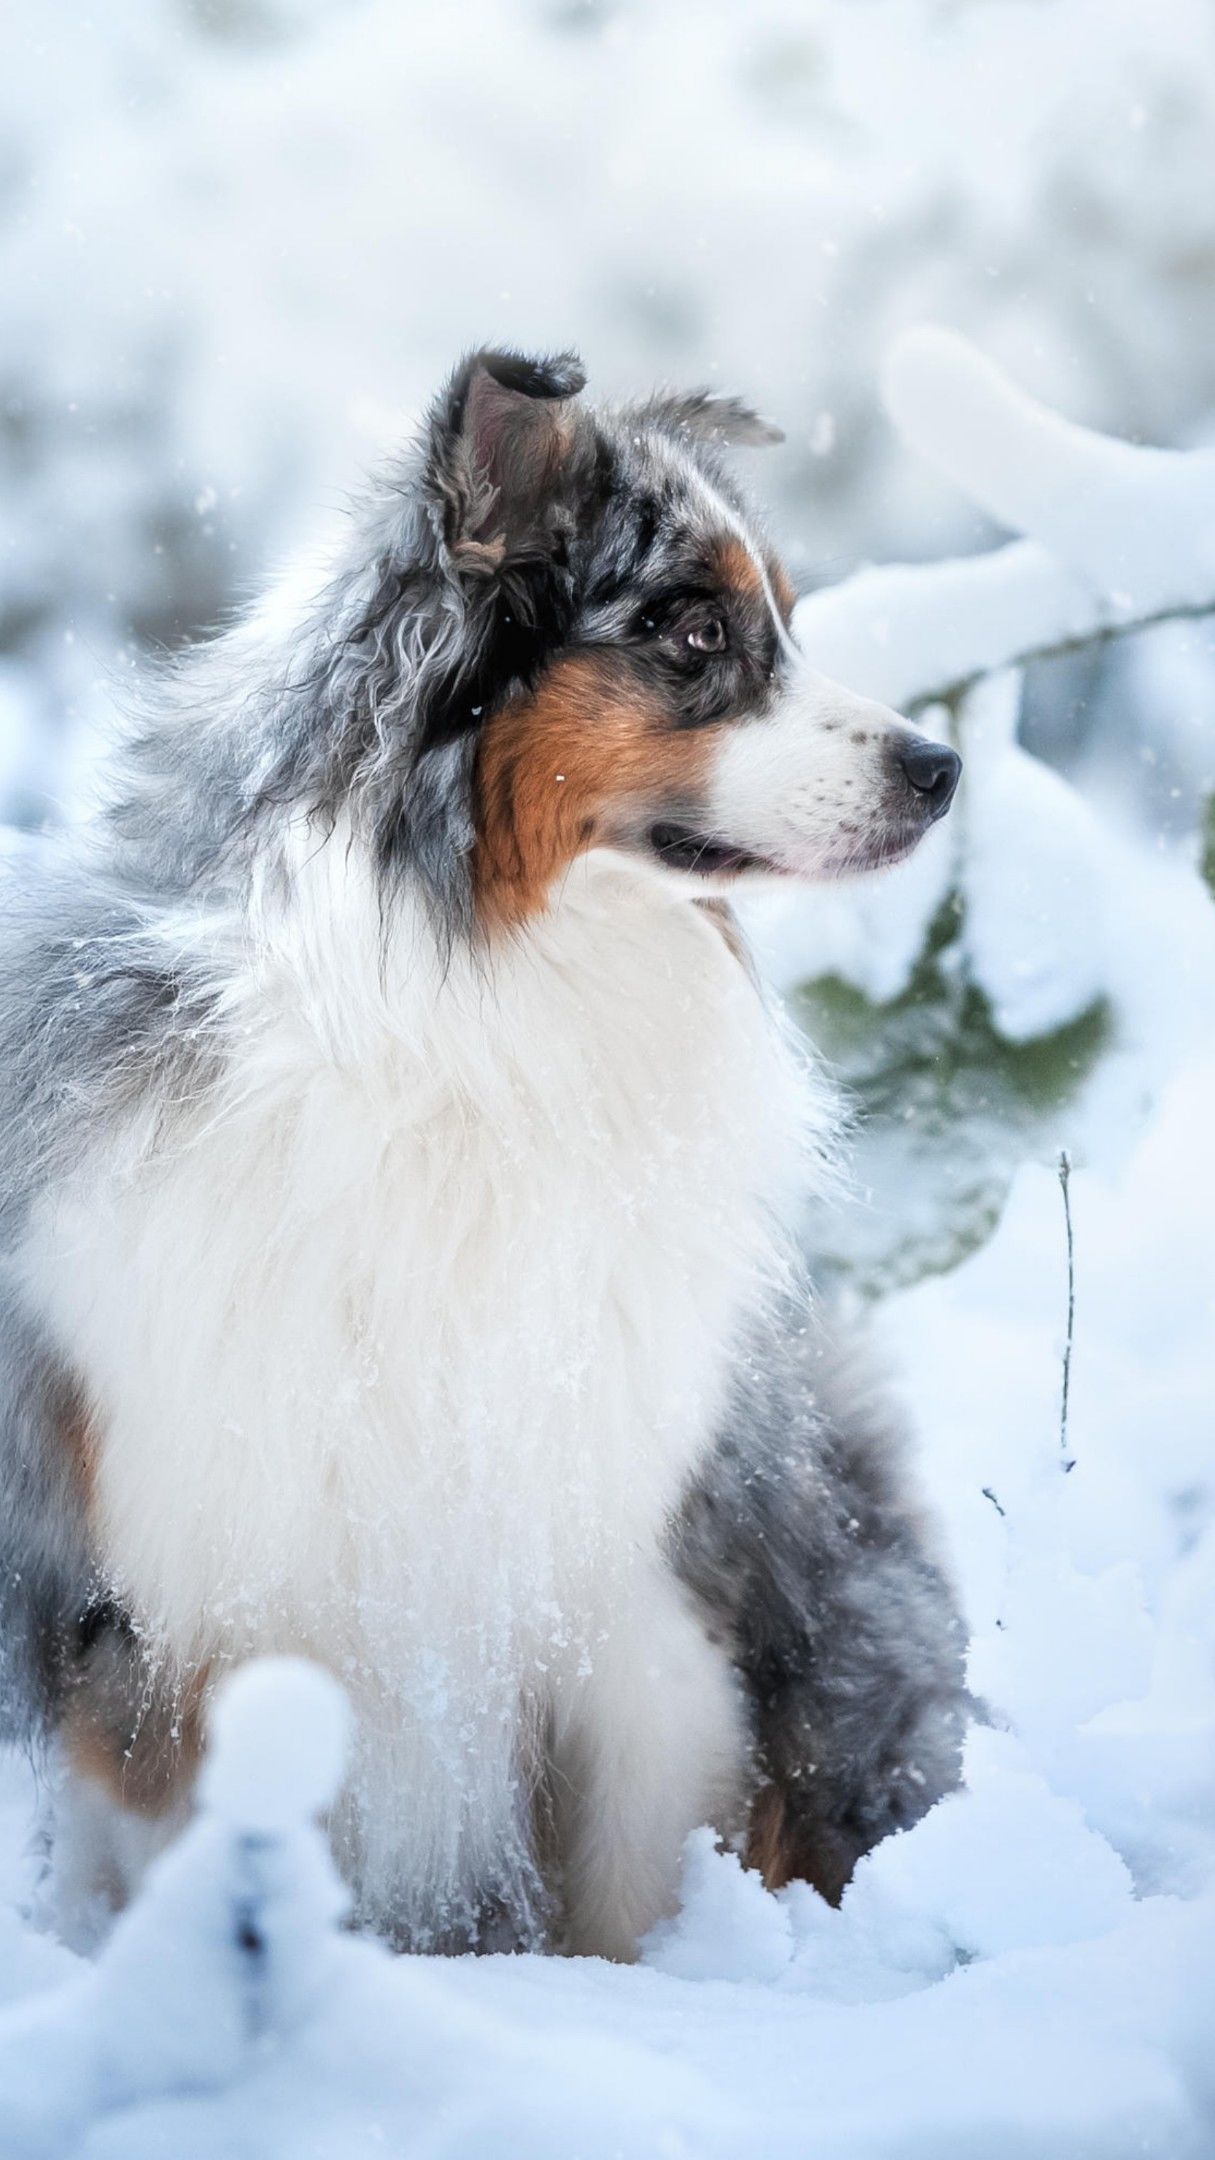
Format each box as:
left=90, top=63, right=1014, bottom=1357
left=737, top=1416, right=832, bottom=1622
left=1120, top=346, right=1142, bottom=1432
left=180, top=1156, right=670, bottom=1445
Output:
left=752, top=329, right=1215, bottom=1026
left=885, top=325, right=1215, bottom=611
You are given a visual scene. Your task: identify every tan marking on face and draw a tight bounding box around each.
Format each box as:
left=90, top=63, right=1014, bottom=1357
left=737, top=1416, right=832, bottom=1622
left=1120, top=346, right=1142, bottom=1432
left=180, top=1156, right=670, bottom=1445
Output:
left=710, top=535, right=796, bottom=630
left=710, top=535, right=766, bottom=603
left=474, top=651, right=711, bottom=927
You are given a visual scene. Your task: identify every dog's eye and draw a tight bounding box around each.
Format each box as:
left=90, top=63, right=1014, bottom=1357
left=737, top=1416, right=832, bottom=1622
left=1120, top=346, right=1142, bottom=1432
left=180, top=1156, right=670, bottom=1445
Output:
left=686, top=613, right=727, bottom=654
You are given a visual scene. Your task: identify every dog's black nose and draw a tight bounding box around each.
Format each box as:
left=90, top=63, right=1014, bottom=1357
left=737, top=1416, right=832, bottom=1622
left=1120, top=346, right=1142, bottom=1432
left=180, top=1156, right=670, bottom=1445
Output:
left=895, top=738, right=961, bottom=821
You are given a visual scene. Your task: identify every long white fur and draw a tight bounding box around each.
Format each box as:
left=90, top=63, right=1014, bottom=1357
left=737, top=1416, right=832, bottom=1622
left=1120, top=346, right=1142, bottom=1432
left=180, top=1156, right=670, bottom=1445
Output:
left=23, top=825, right=832, bottom=1951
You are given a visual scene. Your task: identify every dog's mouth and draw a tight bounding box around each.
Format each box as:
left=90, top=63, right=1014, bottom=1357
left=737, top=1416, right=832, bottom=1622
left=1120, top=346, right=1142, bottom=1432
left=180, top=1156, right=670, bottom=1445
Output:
left=645, top=817, right=929, bottom=883
left=645, top=820, right=785, bottom=880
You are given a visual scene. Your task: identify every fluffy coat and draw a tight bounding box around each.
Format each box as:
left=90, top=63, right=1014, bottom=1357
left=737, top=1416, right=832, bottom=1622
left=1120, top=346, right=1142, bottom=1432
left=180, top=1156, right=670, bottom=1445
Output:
left=0, top=349, right=966, bottom=1956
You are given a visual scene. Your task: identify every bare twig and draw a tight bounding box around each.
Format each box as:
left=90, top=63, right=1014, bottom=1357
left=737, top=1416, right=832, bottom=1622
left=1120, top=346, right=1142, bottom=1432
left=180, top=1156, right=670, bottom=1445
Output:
left=907, top=598, right=1215, bottom=718
left=1057, top=1149, right=1076, bottom=1472
left=981, top=1486, right=1006, bottom=1518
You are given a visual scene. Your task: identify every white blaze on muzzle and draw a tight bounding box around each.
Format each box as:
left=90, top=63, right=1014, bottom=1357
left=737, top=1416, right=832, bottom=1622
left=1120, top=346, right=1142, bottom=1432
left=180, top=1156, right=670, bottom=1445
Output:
left=706, top=663, right=959, bottom=881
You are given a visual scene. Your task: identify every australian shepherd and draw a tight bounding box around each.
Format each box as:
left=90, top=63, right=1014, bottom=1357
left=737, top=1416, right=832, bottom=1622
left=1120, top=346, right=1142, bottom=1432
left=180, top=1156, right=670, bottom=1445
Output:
left=0, top=350, right=965, bottom=1958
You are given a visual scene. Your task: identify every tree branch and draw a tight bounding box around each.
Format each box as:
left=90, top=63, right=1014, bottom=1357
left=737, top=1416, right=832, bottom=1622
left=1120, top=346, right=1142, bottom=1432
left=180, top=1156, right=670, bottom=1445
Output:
left=907, top=596, right=1215, bottom=716
left=794, top=329, right=1215, bottom=717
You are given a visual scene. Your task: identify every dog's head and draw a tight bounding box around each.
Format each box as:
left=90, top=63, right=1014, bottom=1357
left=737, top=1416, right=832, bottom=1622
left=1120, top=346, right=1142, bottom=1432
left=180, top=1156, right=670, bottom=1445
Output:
left=325, top=348, right=958, bottom=932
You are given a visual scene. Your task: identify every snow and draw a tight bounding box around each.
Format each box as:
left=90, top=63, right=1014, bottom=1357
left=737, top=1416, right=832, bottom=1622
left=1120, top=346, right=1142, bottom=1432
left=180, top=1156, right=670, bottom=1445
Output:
left=746, top=329, right=1215, bottom=1027
left=842, top=1727, right=1136, bottom=1963
left=749, top=325, right=1215, bottom=731
left=201, top=1659, right=352, bottom=1832
left=744, top=667, right=1215, bottom=1058
left=643, top=1829, right=797, bottom=1985
left=884, top=327, right=1215, bottom=615
left=956, top=671, right=1116, bottom=1042
left=882, top=1057, right=1215, bottom=1929
left=794, top=543, right=1088, bottom=720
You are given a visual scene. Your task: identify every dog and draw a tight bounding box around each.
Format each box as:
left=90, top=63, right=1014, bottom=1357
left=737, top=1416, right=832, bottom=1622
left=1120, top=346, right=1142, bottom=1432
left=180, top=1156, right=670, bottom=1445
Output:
left=0, top=349, right=966, bottom=1958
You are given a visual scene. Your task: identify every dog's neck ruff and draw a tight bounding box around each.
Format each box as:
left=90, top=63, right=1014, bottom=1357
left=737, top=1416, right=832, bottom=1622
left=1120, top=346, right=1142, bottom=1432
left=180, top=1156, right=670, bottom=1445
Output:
left=25, top=835, right=829, bottom=1917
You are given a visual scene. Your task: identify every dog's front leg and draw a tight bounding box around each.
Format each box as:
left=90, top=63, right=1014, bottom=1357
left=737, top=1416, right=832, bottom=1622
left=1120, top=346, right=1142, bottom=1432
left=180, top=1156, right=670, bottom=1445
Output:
left=550, top=1559, right=747, bottom=1962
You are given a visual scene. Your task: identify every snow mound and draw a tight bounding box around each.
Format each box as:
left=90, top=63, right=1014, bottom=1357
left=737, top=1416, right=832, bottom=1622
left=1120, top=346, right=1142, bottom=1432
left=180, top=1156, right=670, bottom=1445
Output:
left=846, top=1726, right=1134, bottom=1964
left=202, top=1656, right=351, bottom=1828
left=643, top=1829, right=794, bottom=1984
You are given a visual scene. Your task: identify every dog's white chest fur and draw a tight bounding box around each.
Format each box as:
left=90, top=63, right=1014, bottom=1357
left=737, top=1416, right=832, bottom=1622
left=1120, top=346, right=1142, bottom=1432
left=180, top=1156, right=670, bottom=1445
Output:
left=27, top=845, right=822, bottom=1931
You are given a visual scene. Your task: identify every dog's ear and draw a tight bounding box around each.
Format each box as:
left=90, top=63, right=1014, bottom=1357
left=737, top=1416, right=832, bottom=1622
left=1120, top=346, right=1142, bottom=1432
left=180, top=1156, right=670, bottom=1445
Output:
left=425, top=348, right=589, bottom=575
left=632, top=388, right=783, bottom=449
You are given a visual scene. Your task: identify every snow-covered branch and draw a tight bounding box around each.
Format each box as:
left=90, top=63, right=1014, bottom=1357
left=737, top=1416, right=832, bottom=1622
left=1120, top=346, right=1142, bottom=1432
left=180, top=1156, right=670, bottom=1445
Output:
left=794, top=327, right=1215, bottom=712
left=746, top=329, right=1215, bottom=1043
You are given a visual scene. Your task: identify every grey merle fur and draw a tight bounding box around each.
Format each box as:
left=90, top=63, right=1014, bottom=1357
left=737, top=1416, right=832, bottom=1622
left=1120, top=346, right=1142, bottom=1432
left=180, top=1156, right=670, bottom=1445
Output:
left=673, top=1307, right=967, bottom=1900
left=0, top=344, right=966, bottom=1915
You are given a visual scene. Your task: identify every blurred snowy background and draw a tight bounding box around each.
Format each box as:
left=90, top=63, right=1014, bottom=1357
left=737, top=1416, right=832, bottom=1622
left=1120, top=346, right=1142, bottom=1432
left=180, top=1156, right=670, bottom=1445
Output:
left=2, top=1, right=1215, bottom=2153
left=5, top=0, right=1215, bottom=824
